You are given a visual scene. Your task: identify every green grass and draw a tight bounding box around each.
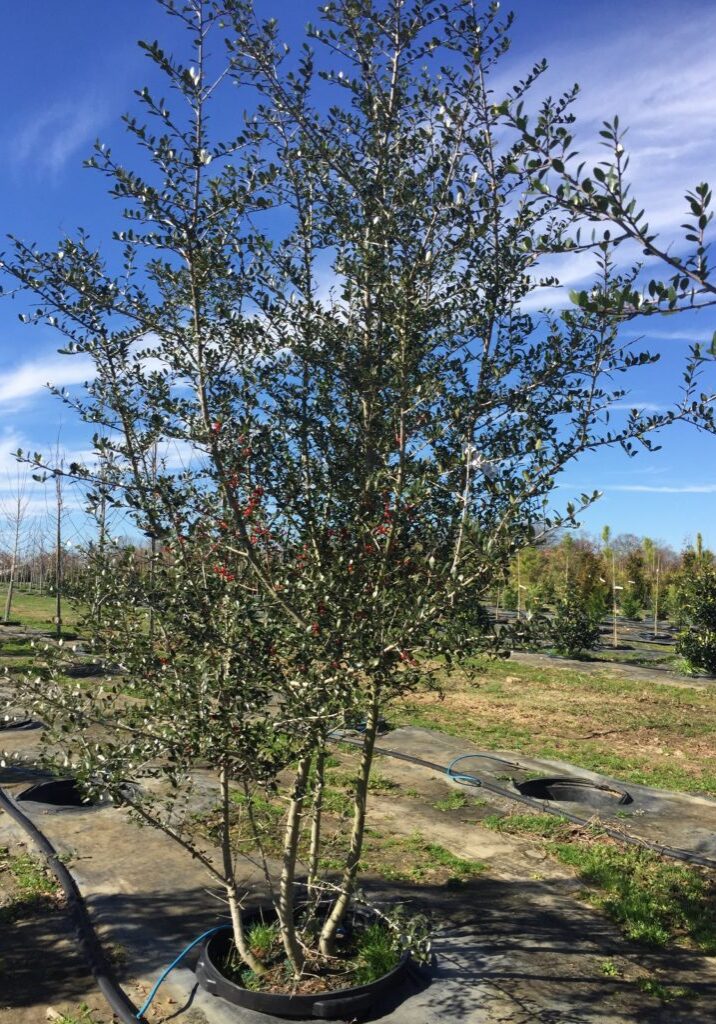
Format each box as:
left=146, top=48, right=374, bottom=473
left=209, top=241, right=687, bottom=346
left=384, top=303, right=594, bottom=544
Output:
left=484, top=815, right=716, bottom=954
left=0, top=639, right=36, bottom=656
left=433, top=791, right=469, bottom=811
left=0, top=847, right=60, bottom=930
left=54, top=1008, right=102, bottom=1024
left=484, top=812, right=568, bottom=838
left=636, top=977, right=694, bottom=1003
left=3, top=850, right=58, bottom=898
left=1, top=591, right=81, bottom=631
left=374, top=831, right=486, bottom=885
left=367, top=772, right=399, bottom=793
left=246, top=920, right=280, bottom=959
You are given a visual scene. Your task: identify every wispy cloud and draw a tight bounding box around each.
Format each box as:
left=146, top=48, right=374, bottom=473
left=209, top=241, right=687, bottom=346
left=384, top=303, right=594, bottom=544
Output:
left=563, top=482, right=716, bottom=494
left=0, top=355, right=95, bottom=405
left=605, top=484, right=716, bottom=494
left=542, top=17, right=716, bottom=238
left=608, top=402, right=667, bottom=413
left=503, top=8, right=716, bottom=307
left=620, top=327, right=714, bottom=344
left=12, top=99, right=107, bottom=176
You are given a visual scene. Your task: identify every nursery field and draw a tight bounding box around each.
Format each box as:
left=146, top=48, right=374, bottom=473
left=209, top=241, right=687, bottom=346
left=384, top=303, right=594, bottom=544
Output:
left=2, top=592, right=80, bottom=634
left=2, top=629, right=716, bottom=1021
left=396, top=657, right=716, bottom=796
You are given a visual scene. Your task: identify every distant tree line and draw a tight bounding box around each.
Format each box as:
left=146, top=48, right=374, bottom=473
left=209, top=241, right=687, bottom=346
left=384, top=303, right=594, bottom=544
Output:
left=495, top=529, right=713, bottom=624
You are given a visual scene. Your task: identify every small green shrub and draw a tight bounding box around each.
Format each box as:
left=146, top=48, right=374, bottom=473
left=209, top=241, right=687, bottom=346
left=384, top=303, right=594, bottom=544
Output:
left=619, top=591, right=642, bottom=620
left=600, top=958, right=620, bottom=977
left=548, top=593, right=601, bottom=656
left=676, top=628, right=716, bottom=675
left=674, top=563, right=716, bottom=674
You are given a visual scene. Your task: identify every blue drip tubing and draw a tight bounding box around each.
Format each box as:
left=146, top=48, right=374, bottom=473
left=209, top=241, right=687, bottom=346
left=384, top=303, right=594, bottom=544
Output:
left=136, top=924, right=231, bottom=1019
left=445, top=754, right=484, bottom=787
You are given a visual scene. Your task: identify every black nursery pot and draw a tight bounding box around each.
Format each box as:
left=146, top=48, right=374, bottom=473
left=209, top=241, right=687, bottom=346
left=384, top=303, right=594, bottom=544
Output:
left=0, top=716, right=42, bottom=731
left=515, top=776, right=633, bottom=808
left=196, top=906, right=412, bottom=1020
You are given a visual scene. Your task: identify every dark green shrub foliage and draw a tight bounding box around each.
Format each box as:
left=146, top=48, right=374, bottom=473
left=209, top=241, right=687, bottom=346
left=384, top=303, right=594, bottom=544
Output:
left=675, top=564, right=716, bottom=674
left=549, top=594, right=601, bottom=657
left=619, top=591, right=642, bottom=620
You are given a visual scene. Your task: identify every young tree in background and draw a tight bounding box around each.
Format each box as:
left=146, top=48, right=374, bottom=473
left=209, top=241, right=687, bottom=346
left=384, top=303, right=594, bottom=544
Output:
left=1, top=467, right=30, bottom=623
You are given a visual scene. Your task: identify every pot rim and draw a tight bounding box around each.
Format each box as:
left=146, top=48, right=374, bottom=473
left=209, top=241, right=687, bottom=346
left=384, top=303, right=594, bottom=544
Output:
left=197, top=902, right=414, bottom=1016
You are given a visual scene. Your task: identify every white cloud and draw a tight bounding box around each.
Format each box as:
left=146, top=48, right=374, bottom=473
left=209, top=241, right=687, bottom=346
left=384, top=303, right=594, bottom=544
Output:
left=563, top=482, right=716, bottom=494
left=0, top=355, right=95, bottom=405
left=502, top=9, right=716, bottom=307
left=620, top=327, right=714, bottom=343
left=607, top=402, right=667, bottom=413
left=13, top=100, right=106, bottom=176
left=605, top=484, right=716, bottom=494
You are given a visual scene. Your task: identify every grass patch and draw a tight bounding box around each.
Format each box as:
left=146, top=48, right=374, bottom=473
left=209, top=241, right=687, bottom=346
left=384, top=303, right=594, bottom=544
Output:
left=432, top=791, right=487, bottom=812
left=636, top=977, right=694, bottom=1003
left=352, top=922, right=400, bottom=984
left=246, top=920, right=281, bottom=959
left=485, top=814, right=716, bottom=953
left=367, top=772, right=399, bottom=793
left=54, top=1008, right=102, bottom=1024
left=1, top=591, right=81, bottom=631
left=0, top=639, right=36, bottom=656
left=3, top=849, right=58, bottom=898
left=433, top=791, right=468, bottom=811
left=396, top=657, right=716, bottom=794
left=0, top=847, right=61, bottom=927
left=483, top=812, right=568, bottom=838
left=369, top=831, right=486, bottom=885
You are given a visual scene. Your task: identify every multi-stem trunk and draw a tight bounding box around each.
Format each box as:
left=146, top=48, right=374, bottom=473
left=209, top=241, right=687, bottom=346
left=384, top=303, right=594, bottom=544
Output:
left=277, top=754, right=311, bottom=975
left=319, top=695, right=379, bottom=957
left=219, top=767, right=266, bottom=975
left=307, top=742, right=326, bottom=898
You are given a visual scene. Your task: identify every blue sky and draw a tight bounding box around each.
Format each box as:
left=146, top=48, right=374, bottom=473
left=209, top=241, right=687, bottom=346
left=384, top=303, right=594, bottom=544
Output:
left=0, top=0, right=714, bottom=550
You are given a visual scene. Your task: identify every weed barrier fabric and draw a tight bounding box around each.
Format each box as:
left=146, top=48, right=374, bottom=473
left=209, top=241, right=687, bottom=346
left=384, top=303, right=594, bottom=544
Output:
left=334, top=736, right=716, bottom=870
left=0, top=783, right=147, bottom=1023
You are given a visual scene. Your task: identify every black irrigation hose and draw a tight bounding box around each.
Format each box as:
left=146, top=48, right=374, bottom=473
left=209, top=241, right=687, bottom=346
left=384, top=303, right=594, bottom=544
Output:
left=0, top=783, right=147, bottom=1024
left=335, top=736, right=716, bottom=871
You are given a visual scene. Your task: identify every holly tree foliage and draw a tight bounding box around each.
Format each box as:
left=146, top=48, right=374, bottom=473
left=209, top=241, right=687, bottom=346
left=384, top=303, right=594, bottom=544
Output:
left=2, top=0, right=715, bottom=976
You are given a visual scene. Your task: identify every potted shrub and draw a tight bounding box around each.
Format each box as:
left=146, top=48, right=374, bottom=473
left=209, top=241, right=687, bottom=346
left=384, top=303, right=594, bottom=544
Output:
left=3, top=0, right=715, bottom=1016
